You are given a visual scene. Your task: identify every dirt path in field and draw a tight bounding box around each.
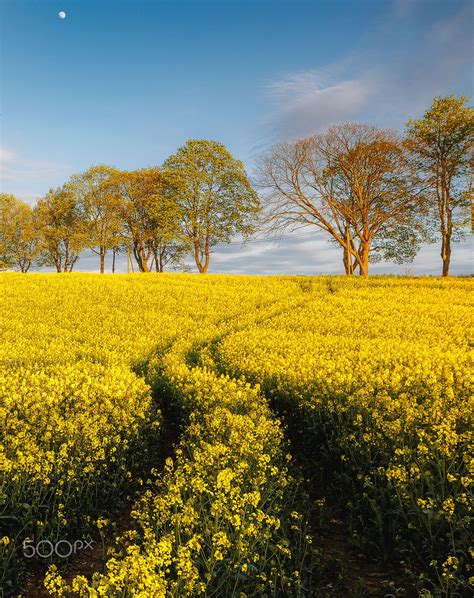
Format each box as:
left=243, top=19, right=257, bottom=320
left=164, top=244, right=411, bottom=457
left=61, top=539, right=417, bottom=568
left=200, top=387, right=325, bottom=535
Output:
left=280, top=421, right=418, bottom=596
left=17, top=398, right=181, bottom=598
left=309, top=505, right=418, bottom=596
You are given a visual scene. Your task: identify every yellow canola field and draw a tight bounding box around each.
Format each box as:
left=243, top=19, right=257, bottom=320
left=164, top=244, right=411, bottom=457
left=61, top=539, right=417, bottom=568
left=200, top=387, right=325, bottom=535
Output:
left=217, top=278, right=474, bottom=592
left=0, top=274, right=472, bottom=596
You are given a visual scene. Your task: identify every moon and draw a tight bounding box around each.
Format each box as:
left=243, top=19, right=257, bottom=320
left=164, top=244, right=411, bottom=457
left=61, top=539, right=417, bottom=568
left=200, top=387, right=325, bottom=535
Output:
left=58, top=11, right=66, bottom=19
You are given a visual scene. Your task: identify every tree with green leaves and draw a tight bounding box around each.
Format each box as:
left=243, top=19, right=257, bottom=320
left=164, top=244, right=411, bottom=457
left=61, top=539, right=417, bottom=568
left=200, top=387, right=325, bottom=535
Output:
left=105, top=168, right=186, bottom=272
left=35, top=186, right=87, bottom=272
left=406, top=96, right=474, bottom=276
left=104, top=169, right=156, bottom=272
left=69, top=164, right=124, bottom=273
left=146, top=174, right=189, bottom=272
left=164, top=140, right=259, bottom=273
left=0, top=193, right=41, bottom=272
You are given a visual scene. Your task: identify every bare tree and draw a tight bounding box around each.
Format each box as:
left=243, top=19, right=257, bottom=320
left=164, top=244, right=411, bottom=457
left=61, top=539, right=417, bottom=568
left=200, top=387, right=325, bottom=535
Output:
left=257, top=123, right=426, bottom=275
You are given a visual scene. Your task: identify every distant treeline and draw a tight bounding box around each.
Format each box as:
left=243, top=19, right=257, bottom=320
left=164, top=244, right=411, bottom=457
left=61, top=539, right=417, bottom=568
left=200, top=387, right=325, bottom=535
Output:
left=1, top=96, right=472, bottom=276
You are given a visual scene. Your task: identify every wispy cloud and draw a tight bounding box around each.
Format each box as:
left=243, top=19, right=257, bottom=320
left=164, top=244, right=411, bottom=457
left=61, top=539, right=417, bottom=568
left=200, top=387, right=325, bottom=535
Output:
left=0, top=147, right=71, bottom=201
left=212, top=241, right=277, bottom=264
left=265, top=69, right=374, bottom=138
left=0, top=148, right=16, bottom=163
left=69, top=230, right=472, bottom=276
left=263, top=1, right=473, bottom=140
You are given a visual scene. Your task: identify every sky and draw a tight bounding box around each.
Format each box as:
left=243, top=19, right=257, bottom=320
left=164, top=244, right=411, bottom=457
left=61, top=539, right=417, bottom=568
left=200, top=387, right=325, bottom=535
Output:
left=0, top=0, right=472, bottom=275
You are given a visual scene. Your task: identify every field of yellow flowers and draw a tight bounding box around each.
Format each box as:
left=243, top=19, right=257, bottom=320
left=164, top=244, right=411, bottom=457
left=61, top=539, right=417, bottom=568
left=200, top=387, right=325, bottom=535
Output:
left=0, top=273, right=472, bottom=596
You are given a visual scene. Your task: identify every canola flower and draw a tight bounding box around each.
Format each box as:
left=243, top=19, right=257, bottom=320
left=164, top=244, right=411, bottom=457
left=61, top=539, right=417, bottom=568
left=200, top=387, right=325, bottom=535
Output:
left=0, top=273, right=472, bottom=595
left=1, top=273, right=305, bottom=595
left=217, top=277, right=474, bottom=593
left=47, top=342, right=308, bottom=596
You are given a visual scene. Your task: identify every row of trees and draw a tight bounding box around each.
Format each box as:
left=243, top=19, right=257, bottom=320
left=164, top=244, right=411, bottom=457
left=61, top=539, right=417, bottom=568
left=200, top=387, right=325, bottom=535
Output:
left=0, top=140, right=258, bottom=274
left=1, top=96, right=472, bottom=276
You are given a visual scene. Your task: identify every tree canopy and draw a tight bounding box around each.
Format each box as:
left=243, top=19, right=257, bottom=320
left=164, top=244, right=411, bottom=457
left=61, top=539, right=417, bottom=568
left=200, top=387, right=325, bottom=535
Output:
left=406, top=95, right=474, bottom=276
left=0, top=194, right=40, bottom=272
left=164, top=140, right=260, bottom=273
left=69, top=164, right=123, bottom=273
left=257, top=123, right=427, bottom=275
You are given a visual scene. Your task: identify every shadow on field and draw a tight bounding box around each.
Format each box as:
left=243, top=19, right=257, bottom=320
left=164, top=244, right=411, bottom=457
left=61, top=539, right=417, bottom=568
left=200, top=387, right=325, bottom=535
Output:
left=273, top=400, right=420, bottom=597
left=17, top=389, right=182, bottom=598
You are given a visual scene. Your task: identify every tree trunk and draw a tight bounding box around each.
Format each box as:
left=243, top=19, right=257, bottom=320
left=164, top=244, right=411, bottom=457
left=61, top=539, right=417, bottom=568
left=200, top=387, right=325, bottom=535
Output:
left=343, top=246, right=353, bottom=275
left=358, top=242, right=370, bottom=276
left=441, top=234, right=451, bottom=277
left=201, top=255, right=209, bottom=274
left=112, top=248, right=116, bottom=273
left=201, top=235, right=210, bottom=273
left=193, top=240, right=205, bottom=273
left=438, top=178, right=453, bottom=277
left=343, top=249, right=350, bottom=274
left=100, top=247, right=105, bottom=274
left=153, top=248, right=164, bottom=272
left=193, top=234, right=210, bottom=274
left=69, top=256, right=79, bottom=272
left=342, top=227, right=356, bottom=275
left=133, top=242, right=150, bottom=272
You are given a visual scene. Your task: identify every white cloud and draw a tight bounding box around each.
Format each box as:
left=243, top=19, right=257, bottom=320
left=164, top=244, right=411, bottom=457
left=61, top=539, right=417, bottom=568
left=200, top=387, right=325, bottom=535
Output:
left=211, top=241, right=278, bottom=263
left=265, top=69, right=373, bottom=138
left=0, top=147, right=71, bottom=200
left=0, top=148, right=16, bottom=163
left=263, top=1, right=473, bottom=140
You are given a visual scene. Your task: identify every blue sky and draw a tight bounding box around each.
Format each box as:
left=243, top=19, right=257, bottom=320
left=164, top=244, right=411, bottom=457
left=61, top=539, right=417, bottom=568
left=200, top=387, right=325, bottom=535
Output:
left=1, top=0, right=472, bottom=274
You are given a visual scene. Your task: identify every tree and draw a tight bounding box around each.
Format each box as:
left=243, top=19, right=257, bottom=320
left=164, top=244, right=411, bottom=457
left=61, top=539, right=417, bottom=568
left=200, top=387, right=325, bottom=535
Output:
left=0, top=194, right=40, bottom=272
left=164, top=140, right=259, bottom=273
left=104, top=169, right=155, bottom=272
left=69, top=165, right=124, bottom=273
left=257, top=123, right=426, bottom=275
left=147, top=176, right=189, bottom=272
left=35, top=186, right=87, bottom=272
left=406, top=96, right=474, bottom=276
left=104, top=168, right=185, bottom=272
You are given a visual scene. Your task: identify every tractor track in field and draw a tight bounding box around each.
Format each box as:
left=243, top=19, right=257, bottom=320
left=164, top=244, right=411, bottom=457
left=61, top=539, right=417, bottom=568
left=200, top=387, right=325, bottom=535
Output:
left=280, top=415, right=419, bottom=597
left=307, top=500, right=418, bottom=596
left=18, top=322, right=417, bottom=597
left=187, top=335, right=419, bottom=596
